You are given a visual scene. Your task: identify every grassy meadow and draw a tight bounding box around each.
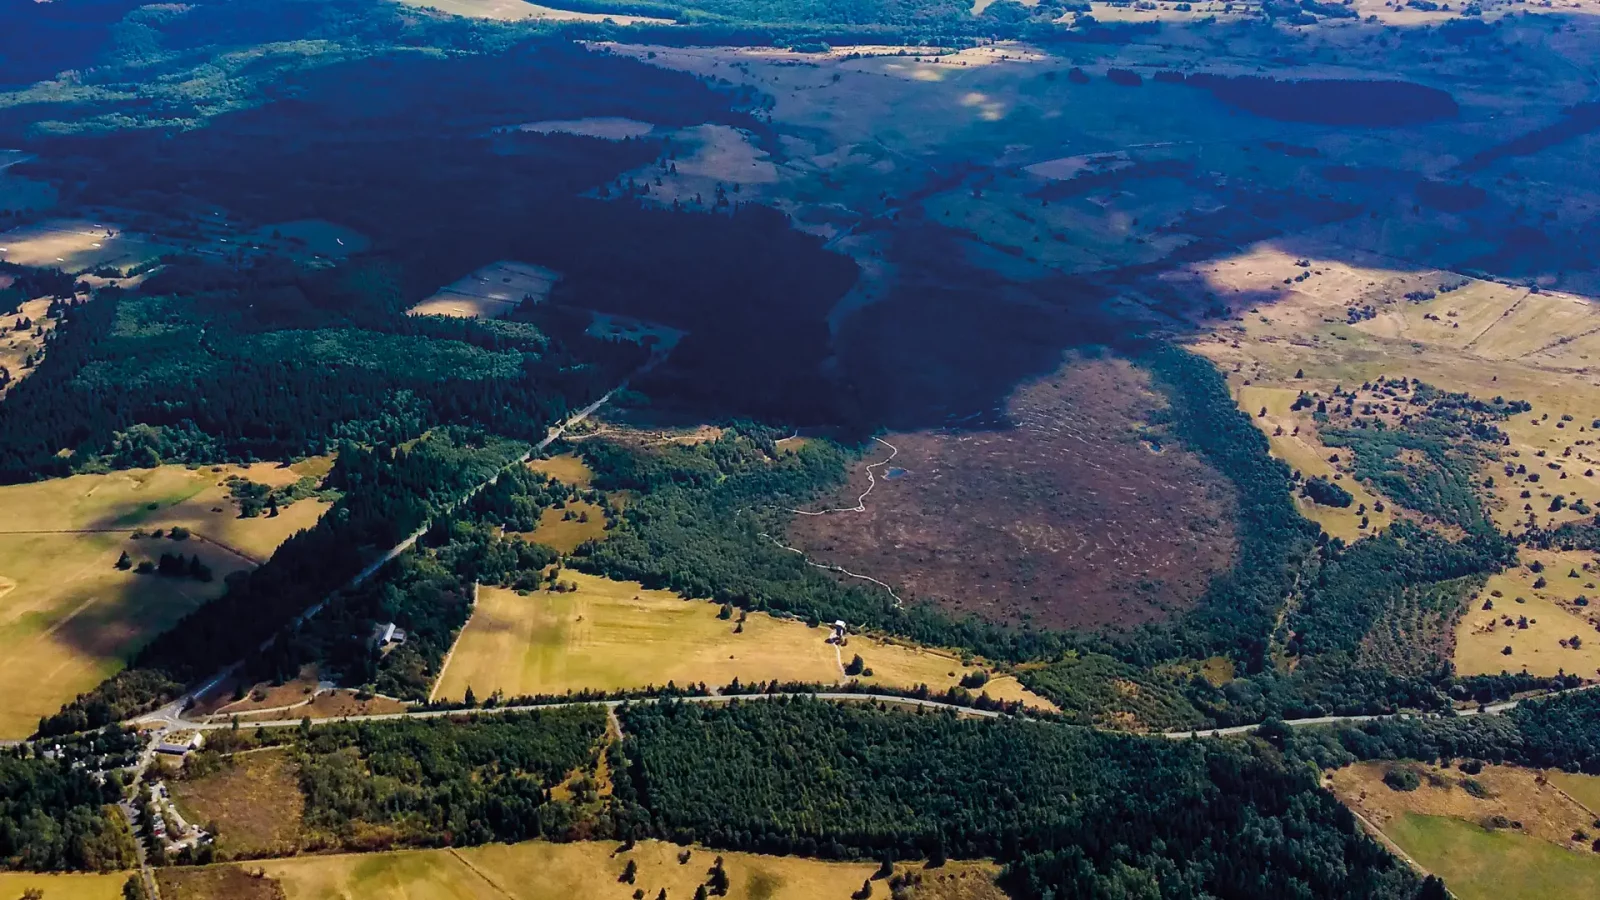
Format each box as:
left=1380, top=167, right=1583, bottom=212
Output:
left=0, top=463, right=330, bottom=737
left=1386, top=813, right=1600, bottom=900
left=433, top=573, right=1053, bottom=709
left=257, top=839, right=1002, bottom=900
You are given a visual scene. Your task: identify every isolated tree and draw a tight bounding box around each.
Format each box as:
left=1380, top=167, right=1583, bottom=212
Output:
left=464, top=686, right=478, bottom=708
left=267, top=496, right=279, bottom=518
left=707, top=857, right=729, bottom=895
left=116, top=551, right=132, bottom=570
left=845, top=654, right=865, bottom=676
left=853, top=879, right=873, bottom=899
left=620, top=859, right=637, bottom=883
left=693, top=888, right=707, bottom=900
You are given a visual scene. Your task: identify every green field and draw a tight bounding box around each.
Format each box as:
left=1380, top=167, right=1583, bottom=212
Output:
left=1387, top=813, right=1600, bottom=900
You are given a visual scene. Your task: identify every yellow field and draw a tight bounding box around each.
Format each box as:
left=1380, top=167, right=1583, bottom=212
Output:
left=259, top=839, right=1003, bottom=900
left=0, top=464, right=331, bottom=737
left=1454, top=548, right=1600, bottom=678
left=434, top=573, right=1055, bottom=709
left=526, top=453, right=592, bottom=488
left=0, top=872, right=131, bottom=900
left=1547, top=771, right=1600, bottom=814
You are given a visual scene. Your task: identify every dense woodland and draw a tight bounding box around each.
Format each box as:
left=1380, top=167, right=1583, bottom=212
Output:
left=293, top=710, right=607, bottom=849
left=614, top=698, right=1426, bottom=899
left=174, top=709, right=609, bottom=857
left=0, top=752, right=134, bottom=872
left=0, top=255, right=644, bottom=482
left=1282, top=688, right=1600, bottom=774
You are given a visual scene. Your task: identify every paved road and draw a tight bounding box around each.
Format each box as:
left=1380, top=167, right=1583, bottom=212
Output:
left=1156, top=680, right=1600, bottom=738
left=168, top=677, right=1600, bottom=736
left=187, top=692, right=1004, bottom=731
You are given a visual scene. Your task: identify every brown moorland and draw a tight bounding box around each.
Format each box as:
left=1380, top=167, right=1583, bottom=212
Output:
left=786, top=355, right=1238, bottom=630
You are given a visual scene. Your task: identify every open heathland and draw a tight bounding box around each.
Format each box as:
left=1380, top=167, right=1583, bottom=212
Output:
left=1186, top=242, right=1600, bottom=538
left=786, top=355, right=1239, bottom=631
left=158, top=865, right=287, bottom=900
left=433, top=573, right=1053, bottom=708
left=0, top=465, right=328, bottom=737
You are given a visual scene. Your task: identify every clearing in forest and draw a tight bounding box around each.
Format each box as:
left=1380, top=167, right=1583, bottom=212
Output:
left=513, top=499, right=608, bottom=554
left=432, top=572, right=1053, bottom=708
left=785, top=355, right=1239, bottom=631
left=1330, top=760, right=1600, bottom=900
left=1453, top=548, right=1600, bottom=679
left=525, top=453, right=593, bottom=488
left=410, top=260, right=560, bottom=319
left=255, top=838, right=1004, bottom=900
left=168, top=748, right=306, bottom=859
left=0, top=463, right=331, bottom=738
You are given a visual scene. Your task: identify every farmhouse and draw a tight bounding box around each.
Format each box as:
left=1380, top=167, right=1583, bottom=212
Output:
left=155, top=731, right=204, bottom=756
left=371, top=622, right=408, bottom=648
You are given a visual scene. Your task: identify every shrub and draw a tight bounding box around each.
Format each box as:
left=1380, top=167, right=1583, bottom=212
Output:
left=1384, top=768, right=1421, bottom=792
